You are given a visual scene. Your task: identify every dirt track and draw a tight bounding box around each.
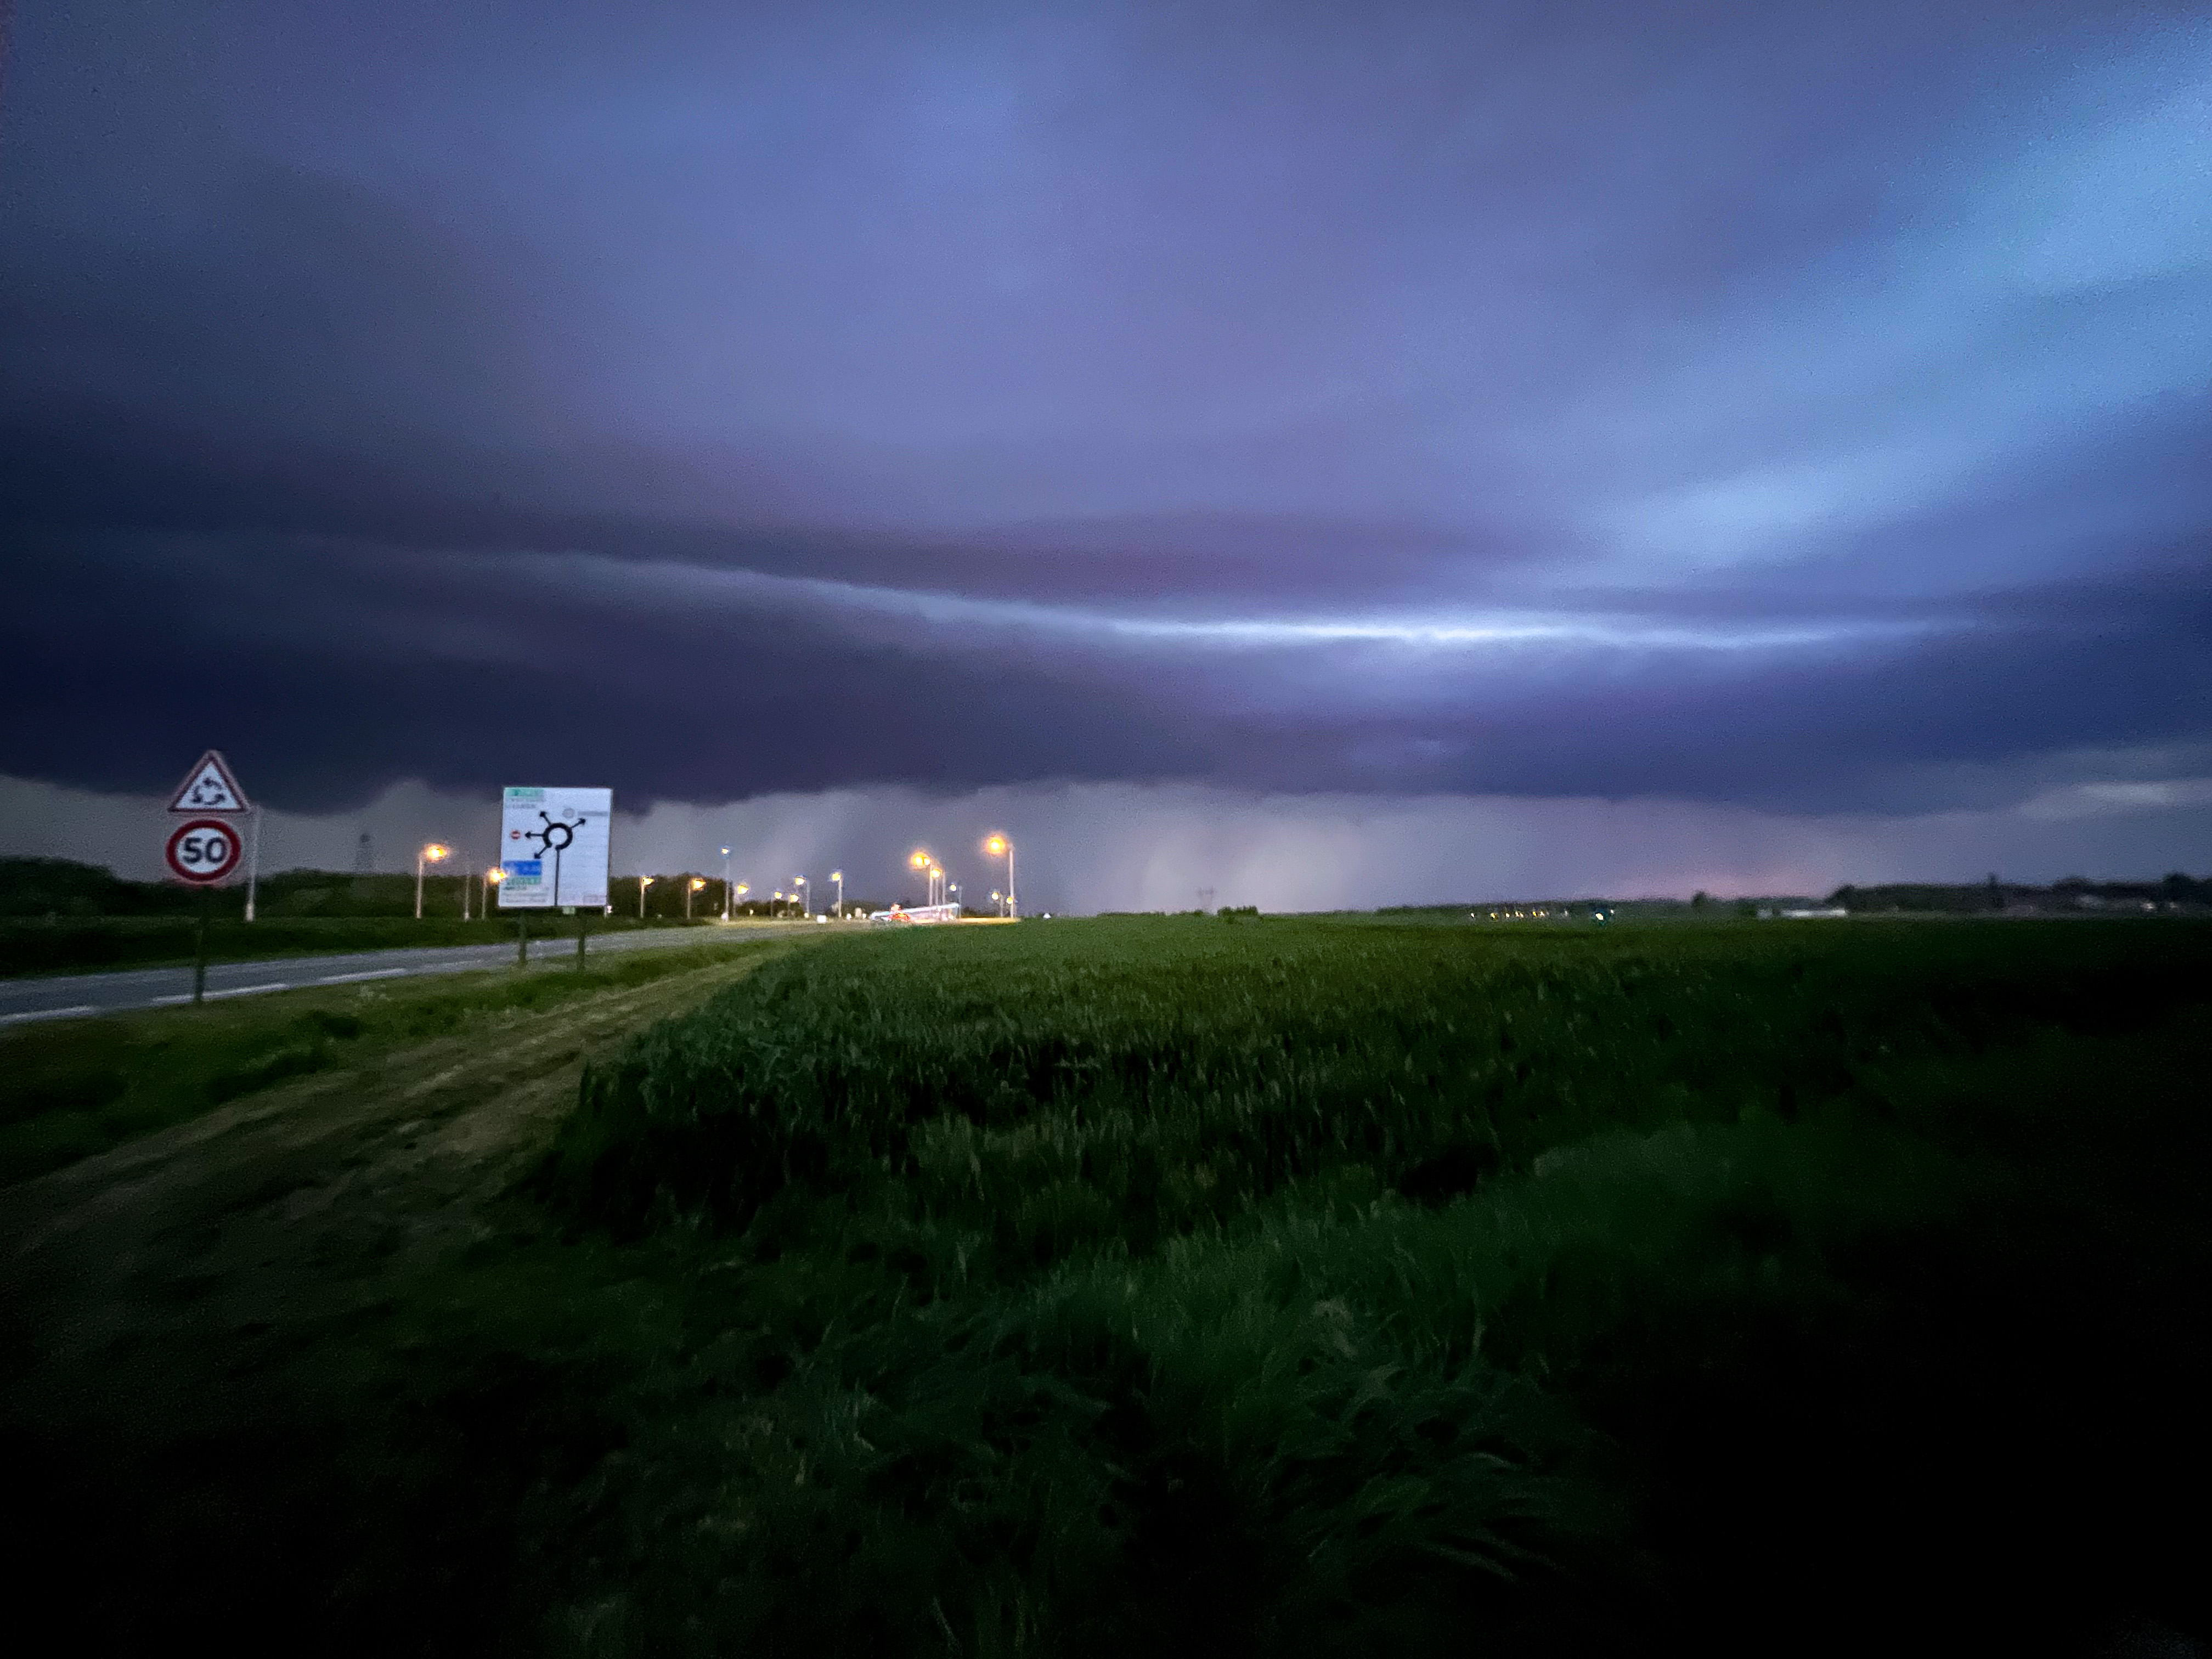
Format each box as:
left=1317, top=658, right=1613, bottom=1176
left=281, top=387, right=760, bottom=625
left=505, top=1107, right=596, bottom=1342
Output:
left=0, top=951, right=782, bottom=1648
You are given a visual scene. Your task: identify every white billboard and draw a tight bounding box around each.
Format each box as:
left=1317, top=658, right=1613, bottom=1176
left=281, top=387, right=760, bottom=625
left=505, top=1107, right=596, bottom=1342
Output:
left=498, top=786, right=613, bottom=910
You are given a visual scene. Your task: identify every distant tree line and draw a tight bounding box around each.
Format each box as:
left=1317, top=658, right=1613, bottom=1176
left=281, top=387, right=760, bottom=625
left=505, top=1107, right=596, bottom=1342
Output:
left=0, top=859, right=895, bottom=922
left=1828, top=874, right=2210, bottom=913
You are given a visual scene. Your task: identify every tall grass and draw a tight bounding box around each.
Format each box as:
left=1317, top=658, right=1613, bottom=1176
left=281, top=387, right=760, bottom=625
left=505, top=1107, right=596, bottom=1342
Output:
left=545, top=917, right=2189, bottom=1246
left=524, top=919, right=2212, bottom=1651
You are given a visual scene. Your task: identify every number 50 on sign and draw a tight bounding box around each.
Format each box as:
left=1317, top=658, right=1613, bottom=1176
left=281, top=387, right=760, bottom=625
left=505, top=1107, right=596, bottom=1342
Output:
left=166, top=817, right=244, bottom=885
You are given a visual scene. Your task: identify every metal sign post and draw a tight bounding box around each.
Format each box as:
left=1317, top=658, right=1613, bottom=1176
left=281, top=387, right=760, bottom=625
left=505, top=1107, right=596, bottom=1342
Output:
left=165, top=816, right=244, bottom=1003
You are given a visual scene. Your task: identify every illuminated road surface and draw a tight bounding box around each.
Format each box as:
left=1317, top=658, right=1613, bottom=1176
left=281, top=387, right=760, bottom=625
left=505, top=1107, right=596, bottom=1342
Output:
left=0, top=922, right=809, bottom=1025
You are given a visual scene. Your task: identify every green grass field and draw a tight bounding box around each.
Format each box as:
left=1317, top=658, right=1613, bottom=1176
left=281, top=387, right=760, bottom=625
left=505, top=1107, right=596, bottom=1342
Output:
left=7, top=915, right=2209, bottom=1653
left=527, top=916, right=2212, bottom=1652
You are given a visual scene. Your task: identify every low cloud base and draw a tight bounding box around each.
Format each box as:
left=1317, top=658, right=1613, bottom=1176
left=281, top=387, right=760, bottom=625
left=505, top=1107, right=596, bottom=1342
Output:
left=5, top=775, right=2203, bottom=914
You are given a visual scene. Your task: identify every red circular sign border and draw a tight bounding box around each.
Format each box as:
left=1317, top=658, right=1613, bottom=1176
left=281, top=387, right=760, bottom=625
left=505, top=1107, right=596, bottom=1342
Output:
left=166, top=817, right=244, bottom=885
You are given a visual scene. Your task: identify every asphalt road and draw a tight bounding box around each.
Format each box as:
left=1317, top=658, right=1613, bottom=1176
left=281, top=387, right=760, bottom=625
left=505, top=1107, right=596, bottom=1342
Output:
left=0, top=921, right=805, bottom=1025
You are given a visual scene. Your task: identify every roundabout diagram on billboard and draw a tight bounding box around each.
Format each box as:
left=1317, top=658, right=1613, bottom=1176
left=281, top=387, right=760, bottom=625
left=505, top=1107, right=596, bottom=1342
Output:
left=525, top=812, right=577, bottom=858
left=498, top=787, right=612, bottom=910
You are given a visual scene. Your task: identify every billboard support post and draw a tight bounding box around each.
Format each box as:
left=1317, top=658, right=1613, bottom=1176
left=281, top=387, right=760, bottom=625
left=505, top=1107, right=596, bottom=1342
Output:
left=244, top=807, right=262, bottom=923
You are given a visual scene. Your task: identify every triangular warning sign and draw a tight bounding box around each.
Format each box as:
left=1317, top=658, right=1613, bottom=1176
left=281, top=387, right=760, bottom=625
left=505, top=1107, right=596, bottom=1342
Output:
left=168, top=749, right=252, bottom=814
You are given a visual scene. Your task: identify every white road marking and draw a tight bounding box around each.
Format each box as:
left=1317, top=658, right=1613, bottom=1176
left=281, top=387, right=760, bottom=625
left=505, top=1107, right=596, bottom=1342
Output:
left=149, top=982, right=291, bottom=1006
left=0, top=1005, right=97, bottom=1025
left=318, top=968, right=411, bottom=984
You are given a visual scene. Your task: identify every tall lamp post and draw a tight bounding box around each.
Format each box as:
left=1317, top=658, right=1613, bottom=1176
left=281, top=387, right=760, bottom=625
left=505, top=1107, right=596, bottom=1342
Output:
left=910, top=849, right=932, bottom=906
left=486, top=866, right=504, bottom=912
left=792, top=874, right=810, bottom=917
left=415, top=843, right=449, bottom=920
left=638, top=874, right=656, bottom=918
left=733, top=882, right=749, bottom=916
left=985, top=833, right=1015, bottom=918
left=720, top=847, right=733, bottom=921
left=831, top=869, right=844, bottom=919
left=687, top=876, right=706, bottom=919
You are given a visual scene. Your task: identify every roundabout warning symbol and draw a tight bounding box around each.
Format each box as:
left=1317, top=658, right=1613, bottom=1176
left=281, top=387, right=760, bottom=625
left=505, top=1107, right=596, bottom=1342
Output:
left=499, top=787, right=612, bottom=909
left=166, top=817, right=244, bottom=885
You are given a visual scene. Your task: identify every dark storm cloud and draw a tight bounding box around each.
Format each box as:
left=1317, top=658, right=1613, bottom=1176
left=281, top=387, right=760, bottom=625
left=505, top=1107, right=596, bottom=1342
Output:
left=5, top=520, right=2203, bottom=819
left=2, top=0, right=2208, bottom=837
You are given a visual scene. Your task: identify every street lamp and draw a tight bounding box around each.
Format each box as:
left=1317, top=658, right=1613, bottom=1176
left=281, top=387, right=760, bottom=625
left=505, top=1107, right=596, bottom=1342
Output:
left=720, top=847, right=733, bottom=921
left=639, top=874, right=656, bottom=919
left=830, top=869, right=844, bottom=918
left=949, top=882, right=960, bottom=914
left=733, top=882, right=749, bottom=916
left=929, top=865, right=945, bottom=906
left=985, top=833, right=1016, bottom=918
left=793, top=874, right=810, bottom=917
left=484, top=864, right=503, bottom=915
left=909, top=849, right=932, bottom=906
left=687, top=876, right=706, bottom=919
left=415, top=843, right=450, bottom=919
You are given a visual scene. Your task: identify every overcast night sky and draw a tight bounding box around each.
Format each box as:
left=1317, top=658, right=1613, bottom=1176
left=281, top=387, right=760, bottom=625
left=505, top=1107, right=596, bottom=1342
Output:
left=2, top=0, right=2208, bottom=908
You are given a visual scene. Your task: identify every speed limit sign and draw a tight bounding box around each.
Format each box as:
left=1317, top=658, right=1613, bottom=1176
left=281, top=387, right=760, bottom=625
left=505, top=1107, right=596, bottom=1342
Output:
left=166, top=817, right=244, bottom=885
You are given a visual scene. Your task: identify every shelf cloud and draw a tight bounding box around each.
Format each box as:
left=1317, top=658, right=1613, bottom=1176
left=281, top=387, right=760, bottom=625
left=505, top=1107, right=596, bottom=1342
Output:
left=3, top=0, right=2206, bottom=887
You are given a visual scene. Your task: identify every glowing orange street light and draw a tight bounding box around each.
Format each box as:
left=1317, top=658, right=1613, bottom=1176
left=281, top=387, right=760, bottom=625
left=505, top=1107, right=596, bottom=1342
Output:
left=687, top=875, right=706, bottom=919
left=483, top=864, right=504, bottom=916
left=415, top=842, right=450, bottom=920
left=639, top=873, right=657, bottom=918
left=910, top=849, right=934, bottom=905
left=984, top=833, right=1016, bottom=918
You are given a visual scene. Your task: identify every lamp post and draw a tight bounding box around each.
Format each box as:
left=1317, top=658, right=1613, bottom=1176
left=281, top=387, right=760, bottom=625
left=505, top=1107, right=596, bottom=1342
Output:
left=793, top=874, right=810, bottom=917
left=910, top=849, right=933, bottom=906
left=733, top=882, right=749, bottom=916
left=985, top=834, right=1015, bottom=918
left=639, top=874, right=656, bottom=919
left=929, top=865, right=945, bottom=906
left=415, top=843, right=449, bottom=920
left=720, top=847, right=733, bottom=921
left=688, top=876, right=706, bottom=919
left=486, top=865, right=504, bottom=913
left=949, top=882, right=960, bottom=915
left=831, top=869, right=844, bottom=919
left=990, top=889, right=1003, bottom=917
